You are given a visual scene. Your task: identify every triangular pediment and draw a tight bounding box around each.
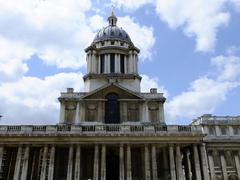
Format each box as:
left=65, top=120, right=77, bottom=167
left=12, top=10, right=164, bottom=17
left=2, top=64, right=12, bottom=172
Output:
left=81, top=83, right=143, bottom=99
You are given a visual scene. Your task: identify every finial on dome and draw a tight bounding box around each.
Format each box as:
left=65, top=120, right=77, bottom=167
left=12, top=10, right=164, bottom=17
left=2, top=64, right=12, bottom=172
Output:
left=108, top=5, right=117, bottom=26
left=111, top=5, right=115, bottom=16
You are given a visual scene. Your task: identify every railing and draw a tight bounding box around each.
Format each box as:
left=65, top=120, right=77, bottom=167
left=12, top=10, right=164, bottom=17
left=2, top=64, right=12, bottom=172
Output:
left=0, top=124, right=202, bottom=135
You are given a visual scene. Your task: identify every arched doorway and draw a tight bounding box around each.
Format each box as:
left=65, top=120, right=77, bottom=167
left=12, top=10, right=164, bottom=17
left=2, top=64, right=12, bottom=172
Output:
left=105, top=93, right=120, bottom=123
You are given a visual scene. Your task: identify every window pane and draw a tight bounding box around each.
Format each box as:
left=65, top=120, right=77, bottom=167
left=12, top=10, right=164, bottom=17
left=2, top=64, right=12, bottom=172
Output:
left=110, top=53, right=115, bottom=73
left=100, top=54, right=105, bottom=73
left=120, top=54, right=125, bottom=73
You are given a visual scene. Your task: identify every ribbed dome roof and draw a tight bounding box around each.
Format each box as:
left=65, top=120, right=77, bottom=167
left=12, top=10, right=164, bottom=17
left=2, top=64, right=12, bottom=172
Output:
left=93, top=26, right=132, bottom=44
left=93, top=11, right=132, bottom=44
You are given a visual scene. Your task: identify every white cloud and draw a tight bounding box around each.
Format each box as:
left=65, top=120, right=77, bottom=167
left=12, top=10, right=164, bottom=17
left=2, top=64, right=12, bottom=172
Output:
left=0, top=0, right=93, bottom=80
left=155, top=0, right=230, bottom=52
left=112, top=0, right=154, bottom=10
left=165, top=54, right=240, bottom=123
left=0, top=37, right=33, bottom=81
left=141, top=74, right=168, bottom=97
left=166, top=77, right=239, bottom=121
left=118, top=16, right=155, bottom=60
left=0, top=73, right=84, bottom=125
left=211, top=55, right=240, bottom=81
left=112, top=0, right=240, bottom=53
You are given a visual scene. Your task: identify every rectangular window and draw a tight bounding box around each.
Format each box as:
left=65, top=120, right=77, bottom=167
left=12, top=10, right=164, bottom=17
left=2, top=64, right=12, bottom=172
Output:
left=208, top=126, right=215, bottom=135
left=110, top=53, right=115, bottom=73
left=100, top=54, right=105, bottom=73
left=220, top=127, right=227, bottom=135
left=233, top=127, right=239, bottom=135
left=120, top=54, right=125, bottom=73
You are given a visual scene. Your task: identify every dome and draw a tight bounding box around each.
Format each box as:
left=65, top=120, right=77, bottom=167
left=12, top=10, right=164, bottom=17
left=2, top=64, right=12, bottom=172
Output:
left=93, top=26, right=132, bottom=44
left=93, top=11, right=132, bottom=44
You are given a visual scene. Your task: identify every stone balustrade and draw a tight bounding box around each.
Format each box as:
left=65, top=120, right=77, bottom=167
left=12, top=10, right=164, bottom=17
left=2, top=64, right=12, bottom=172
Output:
left=0, top=124, right=202, bottom=135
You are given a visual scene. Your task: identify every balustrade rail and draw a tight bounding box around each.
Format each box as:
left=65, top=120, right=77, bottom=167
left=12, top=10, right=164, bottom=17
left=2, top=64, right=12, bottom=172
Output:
left=0, top=124, right=202, bottom=135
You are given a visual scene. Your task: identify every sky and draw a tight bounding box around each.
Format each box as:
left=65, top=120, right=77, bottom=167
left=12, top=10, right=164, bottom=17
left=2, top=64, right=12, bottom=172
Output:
left=0, top=0, right=240, bottom=125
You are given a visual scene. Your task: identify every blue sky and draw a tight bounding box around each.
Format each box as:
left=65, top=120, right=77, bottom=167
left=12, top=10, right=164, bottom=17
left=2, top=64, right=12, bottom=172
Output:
left=0, top=0, right=240, bottom=125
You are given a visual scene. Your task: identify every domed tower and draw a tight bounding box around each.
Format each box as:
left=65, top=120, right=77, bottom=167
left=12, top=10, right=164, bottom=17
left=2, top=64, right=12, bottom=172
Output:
left=59, top=11, right=166, bottom=125
left=84, top=11, right=141, bottom=92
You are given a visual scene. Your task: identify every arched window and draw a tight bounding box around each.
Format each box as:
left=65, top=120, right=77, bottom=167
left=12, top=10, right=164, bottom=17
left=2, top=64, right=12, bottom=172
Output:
left=105, top=93, right=120, bottom=123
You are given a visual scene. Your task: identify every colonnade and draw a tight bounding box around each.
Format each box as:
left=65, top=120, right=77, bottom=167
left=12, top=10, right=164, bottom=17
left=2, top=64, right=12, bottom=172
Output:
left=86, top=51, right=138, bottom=75
left=0, top=143, right=212, bottom=180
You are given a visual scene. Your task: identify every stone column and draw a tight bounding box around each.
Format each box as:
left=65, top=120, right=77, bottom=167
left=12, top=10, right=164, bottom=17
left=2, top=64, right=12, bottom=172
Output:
left=119, top=144, right=125, bottom=180
left=193, top=145, right=202, bottom=180
left=74, top=145, right=81, bottom=180
left=101, top=145, right=106, bottom=180
left=176, top=145, right=184, bottom=180
left=92, top=52, right=97, bottom=73
left=20, top=146, right=30, bottom=180
left=124, top=55, right=127, bottom=74
left=60, top=102, right=65, bottom=124
left=220, top=151, right=228, bottom=180
left=115, top=54, right=120, bottom=73
left=151, top=145, right=158, bottom=180
left=13, top=146, right=23, bottom=180
left=40, top=146, right=48, bottom=180
left=186, top=149, right=192, bottom=180
left=48, top=146, right=55, bottom=180
left=234, top=151, right=240, bottom=178
left=144, top=145, right=151, bottom=180
left=129, top=51, right=133, bottom=74
left=75, top=102, right=80, bottom=124
left=67, top=145, right=74, bottom=180
left=93, top=145, right=99, bottom=180
left=208, top=152, right=216, bottom=180
left=126, top=145, right=132, bottom=180
left=200, top=144, right=210, bottom=180
left=169, top=146, right=176, bottom=180
left=0, top=147, right=4, bottom=174
left=105, top=54, right=110, bottom=73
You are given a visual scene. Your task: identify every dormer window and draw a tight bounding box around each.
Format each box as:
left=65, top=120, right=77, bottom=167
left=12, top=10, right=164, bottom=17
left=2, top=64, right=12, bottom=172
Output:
left=111, top=41, right=114, bottom=45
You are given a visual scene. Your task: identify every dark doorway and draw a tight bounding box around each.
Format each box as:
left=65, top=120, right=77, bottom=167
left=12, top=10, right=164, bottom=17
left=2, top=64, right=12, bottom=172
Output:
left=105, top=93, right=120, bottom=123
left=106, top=148, right=119, bottom=180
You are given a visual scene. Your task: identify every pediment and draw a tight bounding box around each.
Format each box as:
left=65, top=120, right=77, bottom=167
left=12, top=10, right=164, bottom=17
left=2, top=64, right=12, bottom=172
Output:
left=82, top=83, right=143, bottom=100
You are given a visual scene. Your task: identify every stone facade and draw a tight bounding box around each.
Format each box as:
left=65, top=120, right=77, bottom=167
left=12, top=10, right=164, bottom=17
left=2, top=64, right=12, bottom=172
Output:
left=0, top=11, right=239, bottom=180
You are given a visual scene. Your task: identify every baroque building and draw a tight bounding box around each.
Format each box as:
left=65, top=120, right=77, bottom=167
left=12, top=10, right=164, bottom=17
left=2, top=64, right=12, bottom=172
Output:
left=0, top=11, right=240, bottom=180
